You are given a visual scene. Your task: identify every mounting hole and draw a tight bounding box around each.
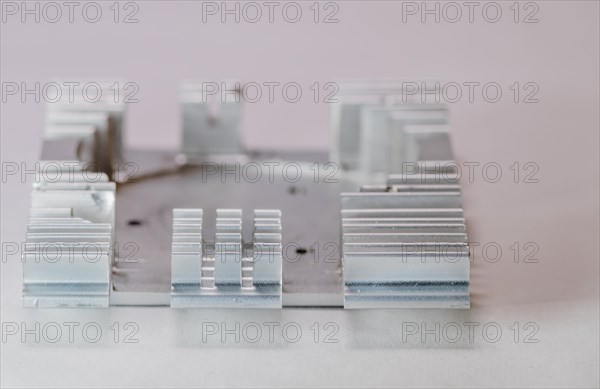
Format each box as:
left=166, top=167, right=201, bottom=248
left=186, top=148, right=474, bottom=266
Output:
left=127, top=219, right=143, bottom=227
left=288, top=185, right=307, bottom=195
left=296, top=248, right=308, bottom=255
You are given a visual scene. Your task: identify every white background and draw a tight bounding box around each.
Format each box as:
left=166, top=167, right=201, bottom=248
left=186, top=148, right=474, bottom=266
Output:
left=1, top=1, right=599, bottom=387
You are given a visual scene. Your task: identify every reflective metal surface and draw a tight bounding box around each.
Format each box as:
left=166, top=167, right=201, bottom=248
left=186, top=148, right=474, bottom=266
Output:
left=171, top=208, right=282, bottom=308
left=23, top=80, right=470, bottom=309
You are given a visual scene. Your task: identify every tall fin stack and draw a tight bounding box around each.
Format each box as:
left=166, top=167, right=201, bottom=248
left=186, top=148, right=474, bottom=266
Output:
left=21, top=82, right=127, bottom=307
left=22, top=162, right=116, bottom=307
left=341, top=177, right=470, bottom=308
left=334, top=82, right=470, bottom=308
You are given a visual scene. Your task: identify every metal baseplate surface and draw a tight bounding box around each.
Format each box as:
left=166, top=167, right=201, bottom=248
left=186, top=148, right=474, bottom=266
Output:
left=22, top=80, right=470, bottom=309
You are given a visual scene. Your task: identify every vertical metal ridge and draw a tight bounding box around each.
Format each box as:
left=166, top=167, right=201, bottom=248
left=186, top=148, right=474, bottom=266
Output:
left=252, top=209, right=282, bottom=288
left=171, top=208, right=203, bottom=290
